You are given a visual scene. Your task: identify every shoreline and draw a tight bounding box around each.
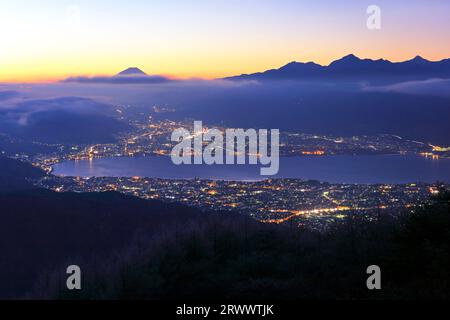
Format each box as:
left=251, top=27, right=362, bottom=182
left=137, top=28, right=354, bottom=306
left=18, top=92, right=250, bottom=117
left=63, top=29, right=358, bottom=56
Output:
left=49, top=154, right=450, bottom=185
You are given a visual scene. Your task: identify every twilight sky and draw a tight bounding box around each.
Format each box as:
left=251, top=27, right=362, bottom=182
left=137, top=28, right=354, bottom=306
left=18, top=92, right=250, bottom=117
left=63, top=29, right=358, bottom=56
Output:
left=1, top=0, right=449, bottom=82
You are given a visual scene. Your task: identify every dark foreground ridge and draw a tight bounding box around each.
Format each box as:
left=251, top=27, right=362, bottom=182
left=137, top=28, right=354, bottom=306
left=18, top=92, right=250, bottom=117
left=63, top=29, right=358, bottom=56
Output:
left=0, top=157, right=449, bottom=299
left=0, top=156, right=45, bottom=191
left=0, top=188, right=210, bottom=298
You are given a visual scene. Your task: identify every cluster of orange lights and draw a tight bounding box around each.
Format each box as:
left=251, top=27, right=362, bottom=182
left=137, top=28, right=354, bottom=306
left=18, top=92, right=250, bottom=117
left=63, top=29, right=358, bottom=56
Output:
left=301, top=150, right=325, bottom=156
left=153, top=150, right=169, bottom=155
left=419, top=152, right=440, bottom=159
left=429, top=187, right=439, bottom=195
left=430, top=145, right=450, bottom=152
left=264, top=206, right=352, bottom=224
left=224, top=203, right=239, bottom=208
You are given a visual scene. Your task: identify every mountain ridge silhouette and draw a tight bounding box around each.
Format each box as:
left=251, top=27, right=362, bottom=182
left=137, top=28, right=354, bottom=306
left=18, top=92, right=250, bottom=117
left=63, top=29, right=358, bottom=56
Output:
left=225, top=54, right=450, bottom=81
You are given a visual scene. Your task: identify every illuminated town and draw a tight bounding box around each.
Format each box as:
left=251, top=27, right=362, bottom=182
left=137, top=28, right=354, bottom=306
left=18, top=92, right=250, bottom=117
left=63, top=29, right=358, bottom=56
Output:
left=2, top=115, right=446, bottom=172
left=36, top=174, right=447, bottom=230
left=2, top=114, right=449, bottom=230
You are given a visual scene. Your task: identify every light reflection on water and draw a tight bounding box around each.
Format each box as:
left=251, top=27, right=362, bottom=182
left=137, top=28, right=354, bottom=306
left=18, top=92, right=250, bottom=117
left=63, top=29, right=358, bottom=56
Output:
left=53, top=154, right=450, bottom=184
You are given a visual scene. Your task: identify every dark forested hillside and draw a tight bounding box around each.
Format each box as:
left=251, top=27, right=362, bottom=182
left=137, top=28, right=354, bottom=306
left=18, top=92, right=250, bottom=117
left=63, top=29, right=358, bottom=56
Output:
left=28, top=192, right=450, bottom=300
left=0, top=158, right=212, bottom=298
left=0, top=189, right=211, bottom=298
left=0, top=156, right=45, bottom=191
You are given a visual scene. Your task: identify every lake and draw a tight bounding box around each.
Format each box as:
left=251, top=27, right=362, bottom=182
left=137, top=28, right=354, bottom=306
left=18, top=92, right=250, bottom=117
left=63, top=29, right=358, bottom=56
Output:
left=51, top=155, right=450, bottom=184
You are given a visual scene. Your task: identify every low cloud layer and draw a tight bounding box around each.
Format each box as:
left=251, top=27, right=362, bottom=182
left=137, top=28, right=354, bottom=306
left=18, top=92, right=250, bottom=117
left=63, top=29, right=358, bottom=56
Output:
left=64, top=75, right=173, bottom=85
left=0, top=91, right=19, bottom=101
left=0, top=96, right=127, bottom=144
left=0, top=96, right=113, bottom=126
left=363, top=78, right=450, bottom=97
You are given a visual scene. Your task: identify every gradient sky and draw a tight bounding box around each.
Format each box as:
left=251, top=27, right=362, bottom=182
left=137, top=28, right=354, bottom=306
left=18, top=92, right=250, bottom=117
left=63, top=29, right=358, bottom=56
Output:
left=1, top=0, right=450, bottom=82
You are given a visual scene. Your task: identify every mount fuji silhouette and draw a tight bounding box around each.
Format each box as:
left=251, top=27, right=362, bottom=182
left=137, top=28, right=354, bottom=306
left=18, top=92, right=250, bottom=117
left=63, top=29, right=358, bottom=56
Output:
left=116, top=67, right=147, bottom=76
left=65, top=67, right=172, bottom=84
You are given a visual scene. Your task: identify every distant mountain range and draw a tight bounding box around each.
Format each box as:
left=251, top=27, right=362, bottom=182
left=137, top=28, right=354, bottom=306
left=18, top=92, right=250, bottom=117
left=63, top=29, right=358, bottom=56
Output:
left=225, top=54, right=450, bottom=81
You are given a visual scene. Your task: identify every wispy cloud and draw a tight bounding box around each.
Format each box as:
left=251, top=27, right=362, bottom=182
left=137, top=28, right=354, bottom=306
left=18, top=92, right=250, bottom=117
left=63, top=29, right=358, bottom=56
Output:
left=0, top=91, right=19, bottom=101
left=64, top=75, right=174, bottom=85
left=0, top=96, right=112, bottom=126
left=363, top=78, right=450, bottom=97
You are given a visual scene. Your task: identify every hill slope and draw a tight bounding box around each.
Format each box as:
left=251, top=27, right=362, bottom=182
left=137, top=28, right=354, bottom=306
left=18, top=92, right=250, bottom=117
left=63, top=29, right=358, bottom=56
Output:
left=0, top=156, right=45, bottom=192
left=0, top=189, right=209, bottom=298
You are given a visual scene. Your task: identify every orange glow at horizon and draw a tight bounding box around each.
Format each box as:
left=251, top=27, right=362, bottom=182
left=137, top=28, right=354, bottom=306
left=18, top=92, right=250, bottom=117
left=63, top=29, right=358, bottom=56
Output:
left=1, top=1, right=450, bottom=83
left=3, top=50, right=450, bottom=84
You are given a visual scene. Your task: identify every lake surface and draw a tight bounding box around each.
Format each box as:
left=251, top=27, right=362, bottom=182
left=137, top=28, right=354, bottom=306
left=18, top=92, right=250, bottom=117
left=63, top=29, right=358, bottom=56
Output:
left=51, top=155, right=450, bottom=184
